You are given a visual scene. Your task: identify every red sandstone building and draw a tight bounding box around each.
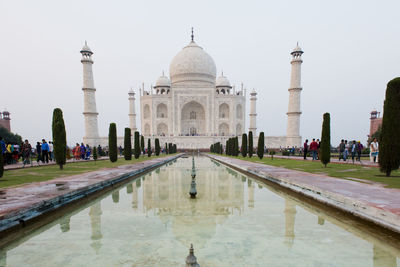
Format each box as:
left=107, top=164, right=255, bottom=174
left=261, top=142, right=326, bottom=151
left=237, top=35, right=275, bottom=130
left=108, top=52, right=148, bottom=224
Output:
left=0, top=111, right=11, bottom=132
left=369, top=110, right=382, bottom=138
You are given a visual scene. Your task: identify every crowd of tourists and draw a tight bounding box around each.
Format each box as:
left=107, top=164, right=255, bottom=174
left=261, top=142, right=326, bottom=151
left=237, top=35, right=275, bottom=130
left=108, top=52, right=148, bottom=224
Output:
left=300, top=138, right=379, bottom=163
left=0, top=137, right=54, bottom=166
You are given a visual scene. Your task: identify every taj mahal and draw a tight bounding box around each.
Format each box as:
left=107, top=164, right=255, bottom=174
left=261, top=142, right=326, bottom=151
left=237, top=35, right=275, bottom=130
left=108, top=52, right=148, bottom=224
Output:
left=80, top=31, right=304, bottom=149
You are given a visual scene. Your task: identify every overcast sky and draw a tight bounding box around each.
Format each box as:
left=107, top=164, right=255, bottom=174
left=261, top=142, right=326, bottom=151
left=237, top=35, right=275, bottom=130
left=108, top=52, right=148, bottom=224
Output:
left=1, top=0, right=399, bottom=146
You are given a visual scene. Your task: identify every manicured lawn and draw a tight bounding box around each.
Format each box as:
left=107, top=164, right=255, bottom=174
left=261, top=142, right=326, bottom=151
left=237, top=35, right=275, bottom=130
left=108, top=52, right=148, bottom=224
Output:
left=0, top=154, right=168, bottom=189
left=214, top=154, right=400, bottom=189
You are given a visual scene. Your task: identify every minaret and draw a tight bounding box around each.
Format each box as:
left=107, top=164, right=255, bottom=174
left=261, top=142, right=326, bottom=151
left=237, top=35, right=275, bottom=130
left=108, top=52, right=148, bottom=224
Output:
left=249, top=89, right=257, bottom=135
left=81, top=41, right=100, bottom=146
left=128, top=89, right=137, bottom=132
left=286, top=43, right=303, bottom=147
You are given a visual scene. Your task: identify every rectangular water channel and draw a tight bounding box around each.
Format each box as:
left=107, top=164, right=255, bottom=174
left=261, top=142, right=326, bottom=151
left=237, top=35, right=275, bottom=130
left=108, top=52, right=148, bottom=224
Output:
left=1, top=156, right=399, bottom=266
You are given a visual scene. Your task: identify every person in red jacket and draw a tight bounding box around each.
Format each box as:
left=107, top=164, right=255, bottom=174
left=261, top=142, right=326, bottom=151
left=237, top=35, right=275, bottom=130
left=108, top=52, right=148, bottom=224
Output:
left=309, top=138, right=318, bottom=160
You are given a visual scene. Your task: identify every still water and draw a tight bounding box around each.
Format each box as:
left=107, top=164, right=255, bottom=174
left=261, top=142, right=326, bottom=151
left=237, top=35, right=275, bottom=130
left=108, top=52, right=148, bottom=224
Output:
left=1, top=156, right=399, bottom=266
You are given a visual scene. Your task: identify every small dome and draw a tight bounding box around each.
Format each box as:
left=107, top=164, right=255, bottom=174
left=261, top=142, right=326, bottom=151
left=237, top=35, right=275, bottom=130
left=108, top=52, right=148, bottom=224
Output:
left=291, top=43, right=303, bottom=54
left=155, top=74, right=171, bottom=87
left=80, top=41, right=92, bottom=53
left=216, top=74, right=231, bottom=87
left=169, top=41, right=216, bottom=85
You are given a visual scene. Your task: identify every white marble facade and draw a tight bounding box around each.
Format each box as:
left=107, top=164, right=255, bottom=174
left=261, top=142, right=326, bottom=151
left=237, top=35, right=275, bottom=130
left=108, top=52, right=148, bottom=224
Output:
left=139, top=36, right=246, bottom=149
left=81, top=35, right=304, bottom=149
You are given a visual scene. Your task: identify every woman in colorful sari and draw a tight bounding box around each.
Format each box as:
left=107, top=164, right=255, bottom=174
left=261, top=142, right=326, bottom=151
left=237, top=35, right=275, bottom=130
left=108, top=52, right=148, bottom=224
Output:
left=22, top=140, right=32, bottom=167
left=73, top=143, right=81, bottom=160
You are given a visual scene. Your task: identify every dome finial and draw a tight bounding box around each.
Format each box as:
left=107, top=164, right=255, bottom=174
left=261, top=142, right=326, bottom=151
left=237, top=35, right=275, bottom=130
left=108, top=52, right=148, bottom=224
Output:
left=191, top=27, right=194, bottom=42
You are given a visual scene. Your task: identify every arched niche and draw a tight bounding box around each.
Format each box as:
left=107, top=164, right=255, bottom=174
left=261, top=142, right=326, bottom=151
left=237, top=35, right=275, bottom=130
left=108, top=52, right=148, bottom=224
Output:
left=143, top=104, right=150, bottom=119
left=236, top=104, right=243, bottom=119
left=156, top=103, right=168, bottom=118
left=219, top=103, right=229, bottom=119
left=157, top=123, right=168, bottom=136
left=181, top=101, right=205, bottom=135
left=219, top=123, right=229, bottom=136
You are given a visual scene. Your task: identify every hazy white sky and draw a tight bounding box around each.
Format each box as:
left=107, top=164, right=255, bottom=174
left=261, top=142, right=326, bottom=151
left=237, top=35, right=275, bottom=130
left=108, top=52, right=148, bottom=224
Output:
left=1, top=0, right=399, bottom=146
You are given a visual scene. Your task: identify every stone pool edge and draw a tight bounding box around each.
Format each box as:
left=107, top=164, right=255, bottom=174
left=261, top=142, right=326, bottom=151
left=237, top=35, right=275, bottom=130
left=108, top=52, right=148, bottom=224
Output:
left=206, top=153, right=400, bottom=234
left=0, top=154, right=182, bottom=234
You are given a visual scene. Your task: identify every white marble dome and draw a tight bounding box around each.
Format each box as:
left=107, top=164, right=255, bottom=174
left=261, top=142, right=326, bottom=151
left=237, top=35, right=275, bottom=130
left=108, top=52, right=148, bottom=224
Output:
left=155, top=74, right=171, bottom=87
left=169, top=41, right=216, bottom=85
left=216, top=74, right=231, bottom=87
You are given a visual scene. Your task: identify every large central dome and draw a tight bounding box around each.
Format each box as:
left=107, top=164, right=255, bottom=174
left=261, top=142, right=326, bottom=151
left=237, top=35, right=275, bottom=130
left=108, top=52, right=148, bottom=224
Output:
left=169, top=40, right=216, bottom=85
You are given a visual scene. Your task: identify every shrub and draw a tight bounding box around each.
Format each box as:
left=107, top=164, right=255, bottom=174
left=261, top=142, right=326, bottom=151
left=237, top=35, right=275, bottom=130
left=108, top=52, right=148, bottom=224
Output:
left=155, top=138, right=160, bottom=156
left=147, top=139, right=152, bottom=157
left=380, top=77, right=400, bottom=176
left=124, top=128, right=132, bottom=160
left=269, top=150, right=276, bottom=160
left=108, top=123, right=118, bottom=162
left=52, top=108, right=67, bottom=169
left=248, top=131, right=253, bottom=158
left=134, top=131, right=140, bottom=159
left=241, top=133, right=248, bottom=157
left=257, top=132, right=265, bottom=159
left=320, top=113, right=331, bottom=167
left=92, top=146, right=98, bottom=161
left=141, top=135, right=145, bottom=155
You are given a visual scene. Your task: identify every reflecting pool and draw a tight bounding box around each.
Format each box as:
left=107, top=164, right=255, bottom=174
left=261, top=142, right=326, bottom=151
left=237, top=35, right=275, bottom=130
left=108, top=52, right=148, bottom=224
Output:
left=1, top=156, right=399, bottom=266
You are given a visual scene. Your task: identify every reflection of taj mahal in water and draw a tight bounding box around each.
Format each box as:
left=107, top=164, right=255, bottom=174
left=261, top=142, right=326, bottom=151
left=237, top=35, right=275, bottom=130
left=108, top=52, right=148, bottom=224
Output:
left=81, top=30, right=305, bottom=149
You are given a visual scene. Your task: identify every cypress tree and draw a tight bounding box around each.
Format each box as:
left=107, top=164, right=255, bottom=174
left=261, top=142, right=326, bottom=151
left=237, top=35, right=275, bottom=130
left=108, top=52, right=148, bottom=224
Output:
left=155, top=138, right=160, bottom=156
left=220, top=143, right=223, bottom=154
left=0, top=151, right=3, bottom=178
left=210, top=144, right=213, bottom=153
left=225, top=140, right=229, bottom=155
left=134, top=131, right=140, bottom=159
left=257, top=132, right=265, bottom=159
left=141, top=135, right=145, bottom=155
left=173, top=144, right=177, bottom=153
left=248, top=131, right=254, bottom=158
left=108, top=123, right=118, bottom=162
left=320, top=113, right=331, bottom=167
left=92, top=146, right=98, bottom=161
left=52, top=108, right=67, bottom=169
left=147, top=139, right=152, bottom=157
left=241, top=133, right=248, bottom=157
left=380, top=78, right=400, bottom=176
left=168, top=143, right=172, bottom=154
left=165, top=142, right=168, bottom=154
left=124, top=128, right=132, bottom=160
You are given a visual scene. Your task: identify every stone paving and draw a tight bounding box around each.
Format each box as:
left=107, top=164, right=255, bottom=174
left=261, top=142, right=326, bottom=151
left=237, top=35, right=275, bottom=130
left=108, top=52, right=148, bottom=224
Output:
left=0, top=154, right=181, bottom=232
left=274, top=155, right=379, bottom=167
left=207, top=154, right=400, bottom=233
left=4, top=156, right=116, bottom=171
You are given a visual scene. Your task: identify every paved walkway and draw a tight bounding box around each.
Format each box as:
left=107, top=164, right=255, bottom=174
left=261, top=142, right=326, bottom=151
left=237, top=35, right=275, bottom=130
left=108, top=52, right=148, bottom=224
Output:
left=273, top=155, right=379, bottom=167
left=0, top=154, right=181, bottom=232
left=207, top=154, right=400, bottom=233
left=4, top=156, right=120, bottom=171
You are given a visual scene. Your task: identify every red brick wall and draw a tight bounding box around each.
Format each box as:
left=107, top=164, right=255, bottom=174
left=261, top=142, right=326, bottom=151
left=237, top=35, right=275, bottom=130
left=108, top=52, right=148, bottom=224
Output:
left=370, top=118, right=382, bottom=137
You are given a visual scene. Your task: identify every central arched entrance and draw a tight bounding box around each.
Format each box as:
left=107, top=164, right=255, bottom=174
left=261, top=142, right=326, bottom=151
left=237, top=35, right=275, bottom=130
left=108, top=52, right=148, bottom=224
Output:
left=181, top=101, right=205, bottom=136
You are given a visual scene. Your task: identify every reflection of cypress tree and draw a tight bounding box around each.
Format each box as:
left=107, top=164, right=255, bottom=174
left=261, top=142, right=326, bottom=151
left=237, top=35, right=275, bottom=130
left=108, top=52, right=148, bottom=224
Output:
left=126, top=183, right=133, bottom=194
left=112, top=191, right=119, bottom=203
left=247, top=179, right=252, bottom=186
left=241, top=176, right=246, bottom=183
left=156, top=168, right=160, bottom=174
left=318, top=216, right=325, bottom=225
left=136, top=178, right=141, bottom=188
left=59, top=216, right=71, bottom=232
